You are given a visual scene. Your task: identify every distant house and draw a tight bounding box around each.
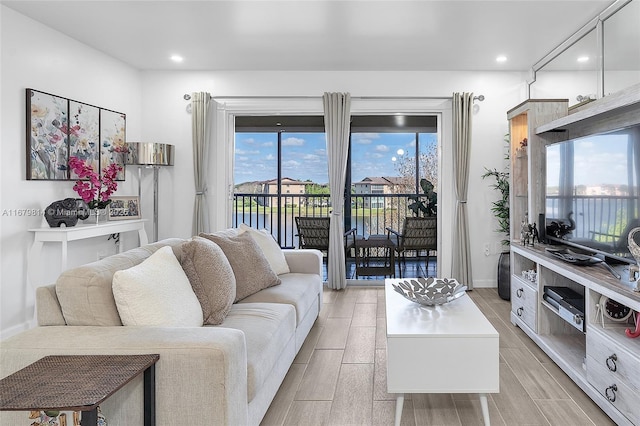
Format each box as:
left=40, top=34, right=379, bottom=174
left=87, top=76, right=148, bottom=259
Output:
left=353, top=176, right=406, bottom=209
left=261, top=178, right=307, bottom=207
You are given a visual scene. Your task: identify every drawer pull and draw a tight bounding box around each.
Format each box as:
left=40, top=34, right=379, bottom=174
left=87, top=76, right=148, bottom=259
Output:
left=605, top=384, right=617, bottom=402
left=516, top=307, right=524, bottom=317
left=606, top=354, right=618, bottom=372
left=516, top=288, right=523, bottom=298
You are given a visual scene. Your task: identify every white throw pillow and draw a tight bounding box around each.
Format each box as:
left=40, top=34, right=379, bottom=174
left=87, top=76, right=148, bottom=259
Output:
left=112, top=246, right=203, bottom=326
left=238, top=223, right=290, bottom=275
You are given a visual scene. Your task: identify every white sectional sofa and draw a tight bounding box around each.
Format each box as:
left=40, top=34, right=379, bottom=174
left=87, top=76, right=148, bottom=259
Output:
left=0, top=231, right=323, bottom=426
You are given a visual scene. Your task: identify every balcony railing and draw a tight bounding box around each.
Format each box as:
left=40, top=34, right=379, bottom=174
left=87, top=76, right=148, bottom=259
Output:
left=233, top=193, right=420, bottom=248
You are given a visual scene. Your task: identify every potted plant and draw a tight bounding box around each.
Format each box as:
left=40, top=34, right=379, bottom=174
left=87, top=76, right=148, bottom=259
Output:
left=408, top=178, right=437, bottom=217
left=482, top=136, right=511, bottom=300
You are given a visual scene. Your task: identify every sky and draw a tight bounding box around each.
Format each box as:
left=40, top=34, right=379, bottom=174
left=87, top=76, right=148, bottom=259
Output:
left=234, top=131, right=438, bottom=185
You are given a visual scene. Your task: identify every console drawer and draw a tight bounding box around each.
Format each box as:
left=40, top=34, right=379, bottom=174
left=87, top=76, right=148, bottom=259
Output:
left=587, top=329, right=640, bottom=392
left=587, top=358, right=640, bottom=425
left=511, top=278, right=537, bottom=331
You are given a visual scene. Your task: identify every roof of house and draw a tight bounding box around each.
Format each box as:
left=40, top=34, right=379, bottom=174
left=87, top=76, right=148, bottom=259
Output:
left=354, top=176, right=403, bottom=185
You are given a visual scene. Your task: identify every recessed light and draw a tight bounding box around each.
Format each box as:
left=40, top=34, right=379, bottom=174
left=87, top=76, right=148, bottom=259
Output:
left=170, top=55, right=184, bottom=63
left=496, top=55, right=507, bottom=63
left=577, top=56, right=589, bottom=63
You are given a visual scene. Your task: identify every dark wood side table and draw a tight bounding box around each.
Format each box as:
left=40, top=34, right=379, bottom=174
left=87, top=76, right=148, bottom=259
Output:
left=0, top=354, right=159, bottom=426
left=354, top=234, right=396, bottom=278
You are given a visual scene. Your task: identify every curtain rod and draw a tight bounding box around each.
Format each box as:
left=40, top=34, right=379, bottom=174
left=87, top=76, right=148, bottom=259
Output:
left=183, top=94, right=485, bottom=102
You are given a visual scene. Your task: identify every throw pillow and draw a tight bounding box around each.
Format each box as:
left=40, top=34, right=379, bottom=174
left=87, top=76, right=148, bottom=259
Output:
left=180, top=236, right=236, bottom=325
left=112, top=246, right=203, bottom=326
left=238, top=223, right=290, bottom=275
left=199, top=231, right=281, bottom=302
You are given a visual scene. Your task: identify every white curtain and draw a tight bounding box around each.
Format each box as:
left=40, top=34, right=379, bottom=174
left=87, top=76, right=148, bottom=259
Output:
left=452, top=92, right=474, bottom=289
left=191, top=92, right=211, bottom=235
left=323, top=92, right=351, bottom=290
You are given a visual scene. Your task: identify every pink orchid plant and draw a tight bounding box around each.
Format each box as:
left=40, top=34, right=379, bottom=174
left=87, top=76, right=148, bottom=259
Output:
left=68, top=156, right=122, bottom=210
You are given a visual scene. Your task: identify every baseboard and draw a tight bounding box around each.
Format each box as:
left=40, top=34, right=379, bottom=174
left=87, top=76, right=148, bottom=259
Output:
left=472, top=279, right=497, bottom=288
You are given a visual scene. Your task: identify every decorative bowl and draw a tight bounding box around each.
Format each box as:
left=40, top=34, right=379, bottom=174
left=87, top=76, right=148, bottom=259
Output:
left=391, top=277, right=467, bottom=306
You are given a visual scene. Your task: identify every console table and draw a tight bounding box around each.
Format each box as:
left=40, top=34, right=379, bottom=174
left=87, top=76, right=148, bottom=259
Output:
left=0, top=354, right=159, bottom=426
left=29, top=219, right=148, bottom=272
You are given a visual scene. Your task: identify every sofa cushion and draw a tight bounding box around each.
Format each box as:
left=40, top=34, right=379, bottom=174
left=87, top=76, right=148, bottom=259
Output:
left=238, top=224, right=290, bottom=275
left=238, top=273, right=322, bottom=326
left=113, top=246, right=203, bottom=326
left=55, top=238, right=185, bottom=326
left=180, top=236, right=236, bottom=325
left=199, top=232, right=281, bottom=302
left=214, top=302, right=296, bottom=401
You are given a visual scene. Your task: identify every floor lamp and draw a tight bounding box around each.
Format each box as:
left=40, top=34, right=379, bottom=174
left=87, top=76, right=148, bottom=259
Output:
left=126, top=142, right=175, bottom=242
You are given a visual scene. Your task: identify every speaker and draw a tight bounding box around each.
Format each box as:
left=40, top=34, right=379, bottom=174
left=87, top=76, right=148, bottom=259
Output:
left=538, top=213, right=546, bottom=244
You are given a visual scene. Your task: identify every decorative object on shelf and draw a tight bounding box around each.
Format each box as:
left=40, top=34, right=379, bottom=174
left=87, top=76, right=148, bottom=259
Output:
left=599, top=295, right=633, bottom=322
left=126, top=142, right=175, bottom=242
left=520, top=219, right=538, bottom=247
left=68, top=156, right=122, bottom=225
left=515, top=137, right=528, bottom=157
left=625, top=312, right=640, bottom=338
left=391, top=277, right=467, bottom=306
left=108, top=196, right=141, bottom=220
left=26, top=88, right=126, bottom=181
left=44, top=198, right=80, bottom=227
left=628, top=227, right=640, bottom=288
left=28, top=410, right=67, bottom=426
left=521, top=269, right=537, bottom=284
left=546, top=211, right=576, bottom=239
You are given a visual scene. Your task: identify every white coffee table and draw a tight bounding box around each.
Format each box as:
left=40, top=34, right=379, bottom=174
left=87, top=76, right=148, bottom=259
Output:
left=385, top=279, right=499, bottom=426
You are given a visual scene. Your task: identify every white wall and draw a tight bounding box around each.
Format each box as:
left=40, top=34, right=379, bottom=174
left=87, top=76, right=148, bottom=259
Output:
left=0, top=6, right=143, bottom=337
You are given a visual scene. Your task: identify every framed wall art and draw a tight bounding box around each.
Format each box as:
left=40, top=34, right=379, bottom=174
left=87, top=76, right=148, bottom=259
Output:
left=68, top=100, right=100, bottom=178
left=100, top=108, right=127, bottom=181
left=26, top=89, right=69, bottom=180
left=108, top=196, right=141, bottom=220
left=25, top=88, right=126, bottom=181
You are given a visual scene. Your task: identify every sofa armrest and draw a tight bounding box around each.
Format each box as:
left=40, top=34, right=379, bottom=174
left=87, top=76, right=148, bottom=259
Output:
left=0, top=326, right=248, bottom=425
left=282, top=249, right=323, bottom=276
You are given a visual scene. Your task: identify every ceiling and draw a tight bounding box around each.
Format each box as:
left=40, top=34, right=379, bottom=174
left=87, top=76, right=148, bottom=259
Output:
left=1, top=0, right=617, bottom=72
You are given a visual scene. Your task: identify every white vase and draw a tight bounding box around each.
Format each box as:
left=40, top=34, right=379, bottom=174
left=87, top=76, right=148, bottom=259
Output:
left=87, top=208, right=108, bottom=224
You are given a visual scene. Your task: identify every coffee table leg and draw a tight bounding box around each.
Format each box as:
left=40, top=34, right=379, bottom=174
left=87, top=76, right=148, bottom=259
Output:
left=479, top=393, right=490, bottom=426
left=394, top=393, right=404, bottom=426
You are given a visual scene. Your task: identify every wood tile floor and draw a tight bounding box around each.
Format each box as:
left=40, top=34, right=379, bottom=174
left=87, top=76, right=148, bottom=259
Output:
left=260, top=286, right=616, bottom=426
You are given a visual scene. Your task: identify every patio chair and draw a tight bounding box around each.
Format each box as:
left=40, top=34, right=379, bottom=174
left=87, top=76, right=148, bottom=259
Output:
left=386, top=216, right=437, bottom=278
left=294, top=217, right=356, bottom=265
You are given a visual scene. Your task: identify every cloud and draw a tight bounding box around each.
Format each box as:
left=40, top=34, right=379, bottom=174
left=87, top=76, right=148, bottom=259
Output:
left=375, top=144, right=389, bottom=152
left=303, top=154, right=320, bottom=161
left=371, top=153, right=384, bottom=158
left=236, top=149, right=260, bottom=155
left=265, top=154, right=276, bottom=160
left=241, top=137, right=256, bottom=145
left=352, top=133, right=380, bottom=145
left=262, top=141, right=274, bottom=147
left=283, top=160, right=301, bottom=168
left=282, top=137, right=305, bottom=146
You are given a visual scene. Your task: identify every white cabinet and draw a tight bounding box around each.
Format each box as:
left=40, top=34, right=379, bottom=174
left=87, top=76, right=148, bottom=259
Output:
left=511, top=244, right=640, bottom=426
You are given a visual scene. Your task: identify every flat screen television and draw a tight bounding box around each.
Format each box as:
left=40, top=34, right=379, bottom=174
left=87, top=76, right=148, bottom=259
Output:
left=545, top=123, right=640, bottom=264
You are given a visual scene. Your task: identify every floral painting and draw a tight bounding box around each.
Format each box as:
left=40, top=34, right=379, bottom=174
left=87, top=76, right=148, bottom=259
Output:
left=99, top=109, right=127, bottom=181
left=68, top=101, right=99, bottom=179
left=27, top=89, right=69, bottom=180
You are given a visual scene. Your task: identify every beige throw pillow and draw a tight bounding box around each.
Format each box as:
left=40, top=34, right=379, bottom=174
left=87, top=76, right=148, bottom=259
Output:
left=238, top=224, right=290, bottom=275
left=180, top=237, right=236, bottom=325
left=199, top=231, right=281, bottom=302
left=112, top=246, right=203, bottom=326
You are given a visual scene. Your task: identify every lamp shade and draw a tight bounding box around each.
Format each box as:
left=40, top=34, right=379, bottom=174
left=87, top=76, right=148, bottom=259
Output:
left=126, top=142, right=174, bottom=166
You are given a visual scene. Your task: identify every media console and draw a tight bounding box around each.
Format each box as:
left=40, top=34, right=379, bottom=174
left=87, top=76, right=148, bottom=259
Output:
left=508, top=84, right=640, bottom=426
left=511, top=244, right=640, bottom=425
